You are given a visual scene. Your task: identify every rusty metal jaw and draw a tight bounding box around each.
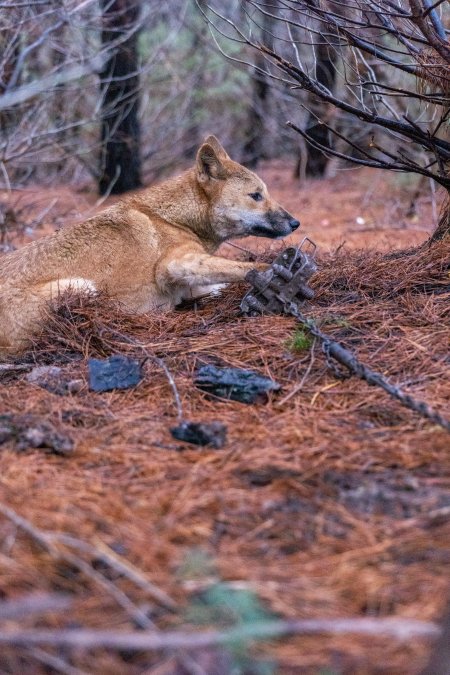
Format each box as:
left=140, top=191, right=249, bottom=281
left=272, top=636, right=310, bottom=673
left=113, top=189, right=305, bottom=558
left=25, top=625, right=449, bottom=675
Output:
left=240, top=237, right=318, bottom=316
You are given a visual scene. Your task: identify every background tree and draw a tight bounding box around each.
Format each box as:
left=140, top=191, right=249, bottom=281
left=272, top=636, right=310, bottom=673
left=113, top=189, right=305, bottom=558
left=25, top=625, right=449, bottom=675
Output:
left=241, top=1, right=276, bottom=168
left=300, top=19, right=338, bottom=177
left=99, top=0, right=142, bottom=195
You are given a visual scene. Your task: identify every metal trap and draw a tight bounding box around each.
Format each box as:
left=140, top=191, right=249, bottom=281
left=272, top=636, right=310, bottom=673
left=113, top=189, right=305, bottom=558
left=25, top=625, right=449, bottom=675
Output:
left=240, top=237, right=318, bottom=316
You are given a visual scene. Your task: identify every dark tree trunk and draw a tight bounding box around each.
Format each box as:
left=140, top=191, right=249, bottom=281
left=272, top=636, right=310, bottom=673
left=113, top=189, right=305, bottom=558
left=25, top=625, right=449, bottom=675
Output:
left=242, top=62, right=269, bottom=169
left=0, top=29, right=20, bottom=137
left=429, top=196, right=450, bottom=243
left=242, top=3, right=275, bottom=169
left=99, top=0, right=142, bottom=195
left=182, top=1, right=207, bottom=160
left=298, top=38, right=337, bottom=178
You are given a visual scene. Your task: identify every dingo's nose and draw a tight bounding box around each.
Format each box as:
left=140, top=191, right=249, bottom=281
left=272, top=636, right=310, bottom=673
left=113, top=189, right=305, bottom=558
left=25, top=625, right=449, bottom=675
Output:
left=289, top=218, right=300, bottom=231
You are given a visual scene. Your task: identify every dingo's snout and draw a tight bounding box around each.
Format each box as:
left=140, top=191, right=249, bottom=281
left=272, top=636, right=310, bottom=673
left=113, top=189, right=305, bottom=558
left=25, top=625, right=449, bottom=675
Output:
left=251, top=209, right=300, bottom=239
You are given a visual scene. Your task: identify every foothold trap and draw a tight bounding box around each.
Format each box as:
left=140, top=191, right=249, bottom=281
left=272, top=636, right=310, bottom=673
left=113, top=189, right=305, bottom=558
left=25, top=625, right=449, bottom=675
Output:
left=240, top=237, right=318, bottom=316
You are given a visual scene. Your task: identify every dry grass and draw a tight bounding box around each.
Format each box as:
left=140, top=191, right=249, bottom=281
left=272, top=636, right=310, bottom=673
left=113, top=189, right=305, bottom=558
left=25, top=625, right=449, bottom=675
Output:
left=0, top=233, right=449, bottom=674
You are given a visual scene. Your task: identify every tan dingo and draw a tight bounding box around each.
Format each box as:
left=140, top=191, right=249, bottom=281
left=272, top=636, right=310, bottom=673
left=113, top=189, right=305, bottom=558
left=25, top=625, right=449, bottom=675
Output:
left=0, top=136, right=299, bottom=356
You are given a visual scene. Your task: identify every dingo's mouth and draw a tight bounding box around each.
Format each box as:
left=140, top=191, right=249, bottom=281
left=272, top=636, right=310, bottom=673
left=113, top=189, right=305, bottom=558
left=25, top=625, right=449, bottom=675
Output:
left=250, top=222, right=299, bottom=239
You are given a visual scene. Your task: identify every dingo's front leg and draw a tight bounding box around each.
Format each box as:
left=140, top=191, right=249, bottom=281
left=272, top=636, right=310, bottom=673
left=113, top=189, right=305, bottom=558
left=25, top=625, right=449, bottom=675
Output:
left=157, top=248, right=267, bottom=290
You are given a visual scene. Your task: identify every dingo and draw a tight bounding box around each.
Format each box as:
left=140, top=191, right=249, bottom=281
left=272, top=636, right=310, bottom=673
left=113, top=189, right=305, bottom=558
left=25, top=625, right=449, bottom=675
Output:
left=0, top=136, right=299, bottom=356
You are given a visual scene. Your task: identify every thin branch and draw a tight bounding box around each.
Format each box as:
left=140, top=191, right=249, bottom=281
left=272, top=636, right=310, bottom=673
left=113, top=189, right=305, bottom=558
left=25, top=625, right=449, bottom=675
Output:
left=0, top=617, right=440, bottom=651
left=408, top=0, right=450, bottom=61
left=287, top=120, right=450, bottom=187
left=57, top=535, right=177, bottom=611
left=0, top=595, right=71, bottom=621
left=0, top=503, right=156, bottom=628
left=0, top=58, right=106, bottom=112
left=421, top=0, right=447, bottom=40
left=28, top=648, right=88, bottom=675
left=422, top=0, right=447, bottom=18
left=264, top=47, right=450, bottom=158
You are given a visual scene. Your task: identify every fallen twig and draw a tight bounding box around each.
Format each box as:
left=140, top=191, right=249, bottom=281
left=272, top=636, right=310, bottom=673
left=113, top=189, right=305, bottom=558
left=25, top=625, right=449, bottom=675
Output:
left=0, top=503, right=175, bottom=626
left=28, top=647, right=88, bottom=675
left=58, top=534, right=177, bottom=611
left=0, top=617, right=439, bottom=651
left=287, top=298, right=450, bottom=432
left=0, top=363, right=33, bottom=376
left=0, top=594, right=71, bottom=621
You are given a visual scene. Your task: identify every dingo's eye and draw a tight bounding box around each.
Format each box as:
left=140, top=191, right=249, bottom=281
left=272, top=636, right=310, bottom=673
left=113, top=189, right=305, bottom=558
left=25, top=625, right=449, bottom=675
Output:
left=249, top=192, right=263, bottom=202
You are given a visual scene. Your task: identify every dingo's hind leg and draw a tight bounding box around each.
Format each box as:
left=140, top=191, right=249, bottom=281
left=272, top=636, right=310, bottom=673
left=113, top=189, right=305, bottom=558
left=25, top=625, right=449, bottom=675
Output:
left=0, top=278, right=96, bottom=358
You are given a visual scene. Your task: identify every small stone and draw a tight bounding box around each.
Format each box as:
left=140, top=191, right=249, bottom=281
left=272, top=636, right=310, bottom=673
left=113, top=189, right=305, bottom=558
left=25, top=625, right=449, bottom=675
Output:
left=170, top=421, right=227, bottom=449
left=26, top=365, right=80, bottom=396
left=16, top=423, right=74, bottom=455
left=26, top=366, right=63, bottom=393
left=67, top=379, right=84, bottom=394
left=0, top=414, right=73, bottom=456
left=0, top=424, right=13, bottom=444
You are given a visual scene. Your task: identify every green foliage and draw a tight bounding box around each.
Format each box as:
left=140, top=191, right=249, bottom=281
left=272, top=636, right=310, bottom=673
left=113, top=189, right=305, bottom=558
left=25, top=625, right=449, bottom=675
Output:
left=286, top=317, right=351, bottom=356
left=180, top=549, right=276, bottom=674
left=186, top=582, right=272, bottom=628
left=285, top=328, right=313, bottom=352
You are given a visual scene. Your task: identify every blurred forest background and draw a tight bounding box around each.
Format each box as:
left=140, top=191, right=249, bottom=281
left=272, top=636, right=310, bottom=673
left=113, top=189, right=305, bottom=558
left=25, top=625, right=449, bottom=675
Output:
left=0, top=0, right=449, bottom=240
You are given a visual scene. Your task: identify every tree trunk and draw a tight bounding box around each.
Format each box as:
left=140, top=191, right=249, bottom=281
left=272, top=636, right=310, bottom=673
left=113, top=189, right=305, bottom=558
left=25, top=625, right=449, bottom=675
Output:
left=242, top=3, right=275, bottom=168
left=99, top=0, right=142, bottom=195
left=300, top=36, right=337, bottom=178
left=182, top=0, right=207, bottom=160
left=428, top=196, right=450, bottom=243
left=0, top=24, right=20, bottom=139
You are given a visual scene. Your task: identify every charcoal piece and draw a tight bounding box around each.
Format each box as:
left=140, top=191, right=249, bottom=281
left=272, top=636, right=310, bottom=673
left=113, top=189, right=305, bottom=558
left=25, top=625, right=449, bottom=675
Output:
left=170, top=421, right=227, bottom=449
left=88, top=355, right=142, bottom=392
left=0, top=414, right=73, bottom=456
left=195, top=365, right=280, bottom=404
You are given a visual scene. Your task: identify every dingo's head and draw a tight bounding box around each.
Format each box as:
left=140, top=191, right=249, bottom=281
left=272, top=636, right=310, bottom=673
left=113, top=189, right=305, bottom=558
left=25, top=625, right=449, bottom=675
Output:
left=196, top=136, right=300, bottom=242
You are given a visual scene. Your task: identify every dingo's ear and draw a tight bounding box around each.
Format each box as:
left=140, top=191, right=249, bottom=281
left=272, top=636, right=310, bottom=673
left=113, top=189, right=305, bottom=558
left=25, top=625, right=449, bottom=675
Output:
left=203, top=135, right=229, bottom=159
left=196, top=137, right=229, bottom=184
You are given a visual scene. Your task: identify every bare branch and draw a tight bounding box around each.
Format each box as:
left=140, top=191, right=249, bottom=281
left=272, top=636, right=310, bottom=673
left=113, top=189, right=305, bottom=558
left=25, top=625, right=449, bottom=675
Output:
left=0, top=617, right=439, bottom=651
left=0, top=594, right=71, bottom=621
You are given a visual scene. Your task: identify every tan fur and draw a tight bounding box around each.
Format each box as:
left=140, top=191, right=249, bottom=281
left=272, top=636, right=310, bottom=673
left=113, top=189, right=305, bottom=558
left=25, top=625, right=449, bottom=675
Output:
left=0, top=136, right=299, bottom=357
